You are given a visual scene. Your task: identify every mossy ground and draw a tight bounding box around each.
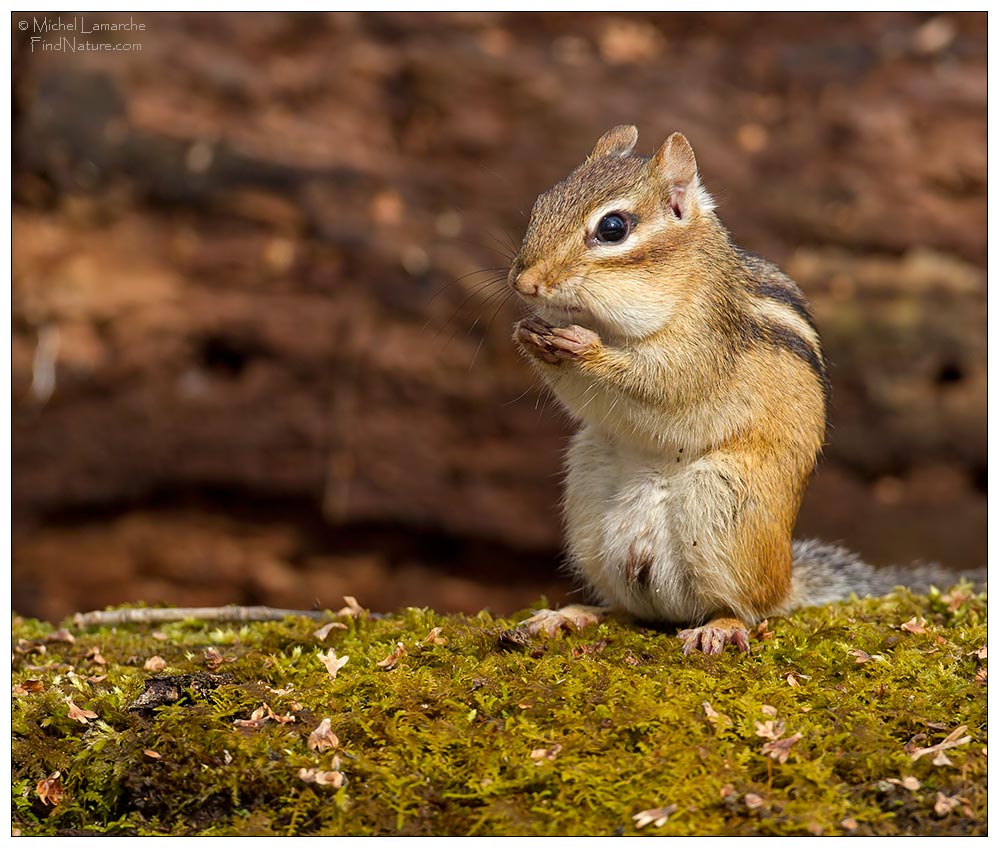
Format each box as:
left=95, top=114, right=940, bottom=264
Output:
left=11, top=587, right=986, bottom=836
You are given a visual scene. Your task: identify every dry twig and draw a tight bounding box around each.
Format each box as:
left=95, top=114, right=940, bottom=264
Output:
left=73, top=606, right=331, bottom=628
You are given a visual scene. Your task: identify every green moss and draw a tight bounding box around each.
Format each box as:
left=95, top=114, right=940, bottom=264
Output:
left=11, top=587, right=986, bottom=836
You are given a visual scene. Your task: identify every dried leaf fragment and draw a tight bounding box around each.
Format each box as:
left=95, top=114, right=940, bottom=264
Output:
left=974, top=645, right=987, bottom=660
left=376, top=642, right=406, bottom=669
left=934, top=792, right=964, bottom=817
left=754, top=719, right=785, bottom=741
left=887, top=775, right=921, bottom=791
left=932, top=750, right=954, bottom=767
left=423, top=627, right=448, bottom=646
left=144, top=656, right=166, bottom=672
left=313, top=621, right=348, bottom=641
left=909, top=725, right=971, bottom=762
left=529, top=744, right=562, bottom=764
left=744, top=793, right=765, bottom=811
left=702, top=701, right=732, bottom=731
left=13, top=679, right=44, bottom=695
left=203, top=647, right=224, bottom=670
left=760, top=704, right=778, bottom=717
left=974, top=667, right=987, bottom=685
left=336, top=596, right=365, bottom=618
left=234, top=702, right=294, bottom=730
left=36, top=772, right=64, bottom=806
left=46, top=629, right=75, bottom=645
left=234, top=705, right=270, bottom=729
left=632, top=804, right=677, bottom=829
left=297, top=767, right=345, bottom=788
left=571, top=639, right=609, bottom=657
left=143, top=749, right=161, bottom=760
left=66, top=699, right=98, bottom=724
left=761, top=732, right=802, bottom=764
left=900, top=617, right=929, bottom=635
left=14, top=638, right=43, bottom=656
left=318, top=649, right=349, bottom=679
left=753, top=619, right=773, bottom=640
left=849, top=649, right=872, bottom=664
left=85, top=646, right=107, bottom=666
left=308, top=718, right=340, bottom=752
left=942, top=587, right=973, bottom=612
left=264, top=703, right=296, bottom=724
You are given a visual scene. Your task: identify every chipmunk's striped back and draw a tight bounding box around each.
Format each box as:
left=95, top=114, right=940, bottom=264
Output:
left=738, top=250, right=830, bottom=422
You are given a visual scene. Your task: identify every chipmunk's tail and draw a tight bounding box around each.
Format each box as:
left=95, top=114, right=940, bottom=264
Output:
left=787, top=539, right=986, bottom=610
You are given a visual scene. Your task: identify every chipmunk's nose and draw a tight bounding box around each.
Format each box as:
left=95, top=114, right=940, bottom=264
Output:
left=512, top=267, right=542, bottom=297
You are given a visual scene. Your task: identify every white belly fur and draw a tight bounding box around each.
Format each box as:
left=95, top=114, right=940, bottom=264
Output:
left=563, top=426, right=728, bottom=624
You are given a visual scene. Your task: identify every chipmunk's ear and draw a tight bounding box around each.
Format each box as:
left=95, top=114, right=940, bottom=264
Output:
left=587, top=125, right=639, bottom=161
left=651, top=132, right=713, bottom=218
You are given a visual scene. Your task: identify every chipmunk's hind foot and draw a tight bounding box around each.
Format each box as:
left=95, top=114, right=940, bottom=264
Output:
left=678, top=617, right=751, bottom=656
left=498, top=604, right=607, bottom=648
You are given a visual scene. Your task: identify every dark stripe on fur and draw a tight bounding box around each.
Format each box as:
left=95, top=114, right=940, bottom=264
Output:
left=728, top=250, right=832, bottom=412
left=747, top=280, right=819, bottom=334
left=733, top=314, right=830, bottom=407
left=761, top=321, right=830, bottom=401
left=738, top=249, right=822, bottom=335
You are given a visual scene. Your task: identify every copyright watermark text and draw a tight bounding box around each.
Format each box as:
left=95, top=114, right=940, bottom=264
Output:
left=17, top=15, right=146, bottom=52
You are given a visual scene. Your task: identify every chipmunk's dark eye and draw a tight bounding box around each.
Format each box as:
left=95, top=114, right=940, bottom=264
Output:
left=594, top=213, right=630, bottom=244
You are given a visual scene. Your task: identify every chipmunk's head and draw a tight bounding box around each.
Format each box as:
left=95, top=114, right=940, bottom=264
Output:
left=509, top=125, right=721, bottom=340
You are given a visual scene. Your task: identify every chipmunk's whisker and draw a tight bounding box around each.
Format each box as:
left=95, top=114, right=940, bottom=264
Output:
left=425, top=267, right=511, bottom=313
left=431, top=275, right=508, bottom=340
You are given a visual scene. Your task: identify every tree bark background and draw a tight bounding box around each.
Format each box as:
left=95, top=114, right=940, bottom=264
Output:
left=12, top=12, right=986, bottom=621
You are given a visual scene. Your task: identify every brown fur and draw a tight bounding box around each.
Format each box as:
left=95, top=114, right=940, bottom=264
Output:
left=625, top=546, right=653, bottom=589
left=507, top=126, right=830, bottom=652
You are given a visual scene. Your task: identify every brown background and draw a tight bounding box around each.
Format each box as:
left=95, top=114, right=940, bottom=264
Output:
left=12, top=12, right=986, bottom=622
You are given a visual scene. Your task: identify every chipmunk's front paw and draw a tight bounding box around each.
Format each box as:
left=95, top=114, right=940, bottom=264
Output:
left=515, top=319, right=601, bottom=365
left=514, top=316, right=560, bottom=364
left=678, top=618, right=751, bottom=656
left=546, top=325, right=601, bottom=360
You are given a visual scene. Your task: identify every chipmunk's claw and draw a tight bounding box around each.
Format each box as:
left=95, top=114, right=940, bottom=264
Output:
left=678, top=619, right=751, bottom=656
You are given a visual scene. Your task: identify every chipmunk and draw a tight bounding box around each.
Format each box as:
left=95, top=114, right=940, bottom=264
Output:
left=504, top=125, right=981, bottom=655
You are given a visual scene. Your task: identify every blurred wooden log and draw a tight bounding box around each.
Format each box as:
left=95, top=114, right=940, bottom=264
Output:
left=12, top=12, right=986, bottom=562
